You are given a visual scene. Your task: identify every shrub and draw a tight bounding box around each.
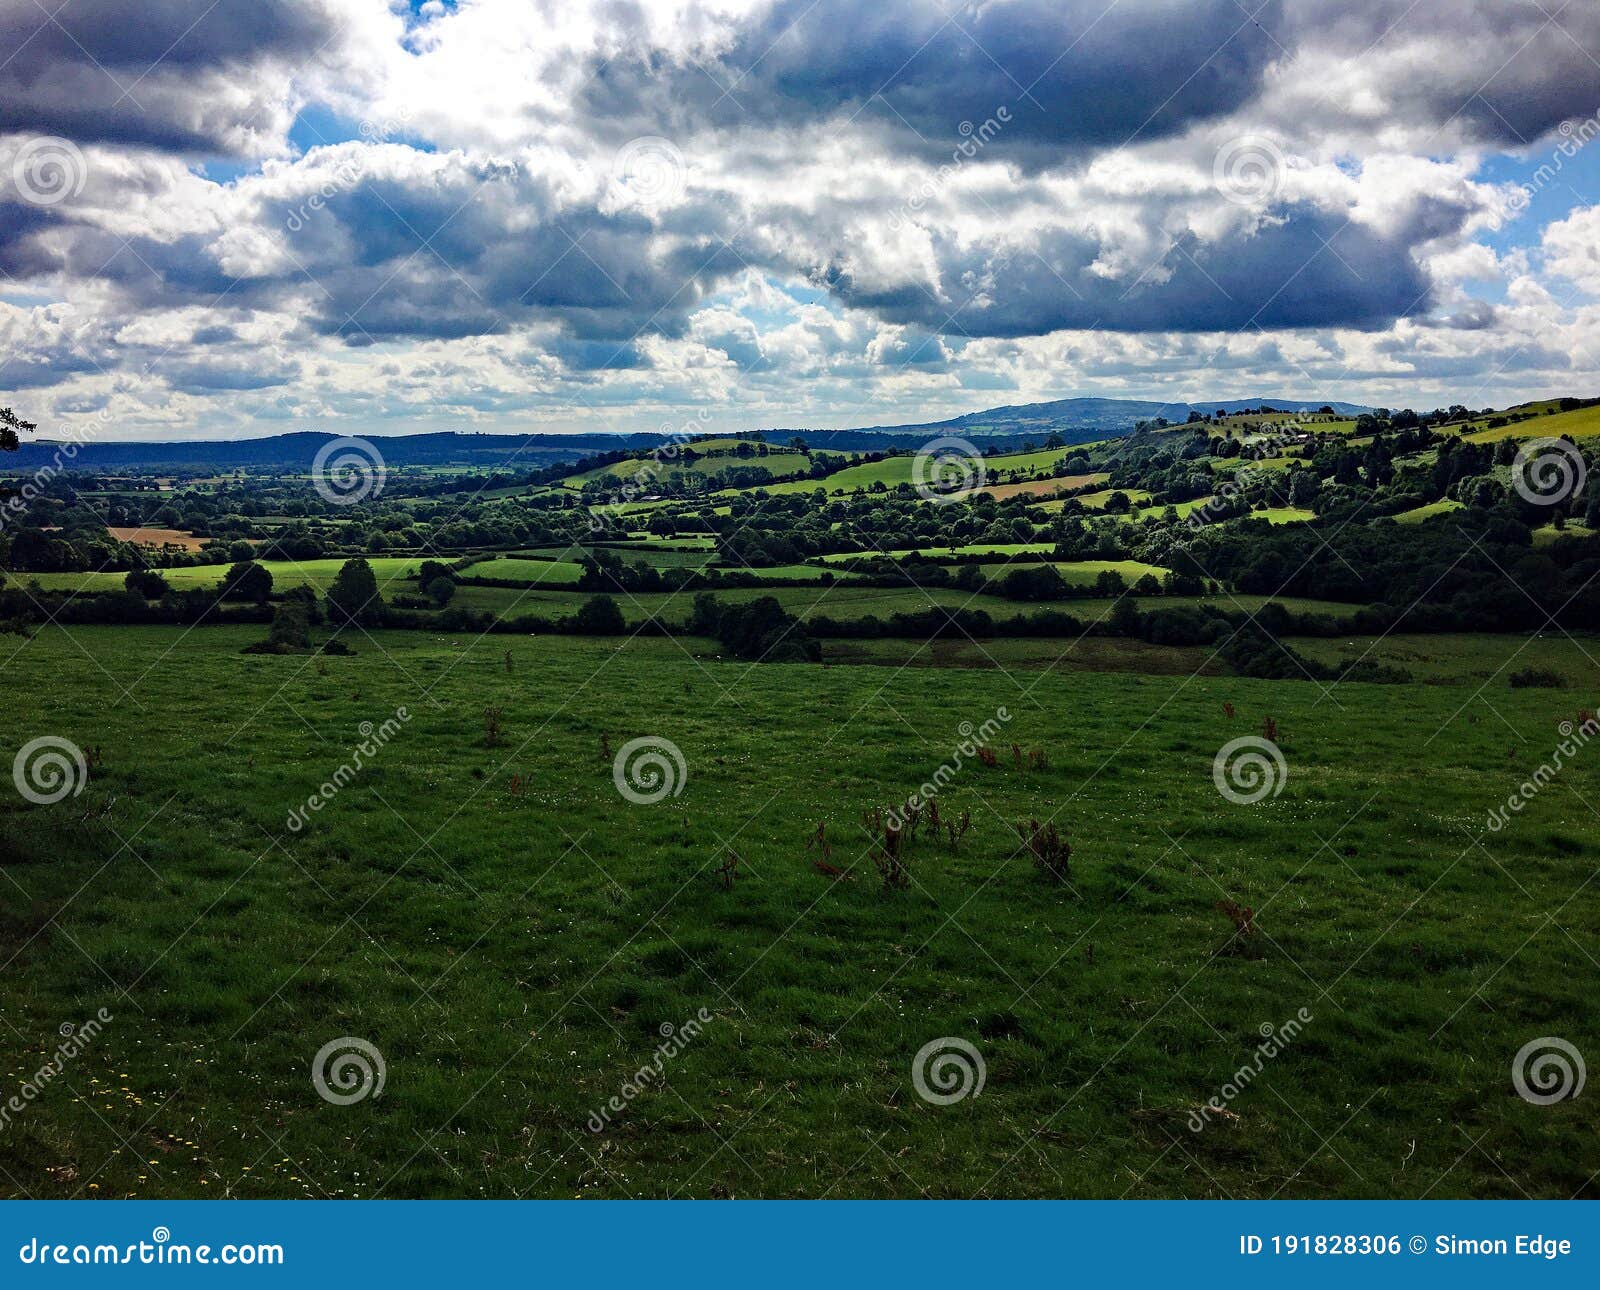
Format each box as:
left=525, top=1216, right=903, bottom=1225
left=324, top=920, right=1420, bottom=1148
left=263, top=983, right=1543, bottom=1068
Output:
left=124, top=569, right=168, bottom=598
left=1018, top=819, right=1071, bottom=884
left=1509, top=668, right=1565, bottom=689
left=571, top=594, right=626, bottom=634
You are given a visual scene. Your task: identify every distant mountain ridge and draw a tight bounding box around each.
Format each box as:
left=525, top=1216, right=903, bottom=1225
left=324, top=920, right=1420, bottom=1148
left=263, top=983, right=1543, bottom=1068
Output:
left=853, top=395, right=1375, bottom=438
left=7, top=395, right=1376, bottom=468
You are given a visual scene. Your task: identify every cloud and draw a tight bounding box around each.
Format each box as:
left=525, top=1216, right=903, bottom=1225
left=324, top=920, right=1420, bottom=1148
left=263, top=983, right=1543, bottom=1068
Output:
left=0, top=0, right=394, bottom=157
left=1, top=0, right=1598, bottom=436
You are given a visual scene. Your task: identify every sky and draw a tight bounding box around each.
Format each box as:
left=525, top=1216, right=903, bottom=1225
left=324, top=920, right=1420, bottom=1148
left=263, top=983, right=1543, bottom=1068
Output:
left=1, top=0, right=1599, bottom=441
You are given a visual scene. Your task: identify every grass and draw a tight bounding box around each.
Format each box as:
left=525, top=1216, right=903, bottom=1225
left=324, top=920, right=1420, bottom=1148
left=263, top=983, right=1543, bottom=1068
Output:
left=1250, top=507, right=1317, bottom=524
left=1391, top=500, right=1465, bottom=524
left=1289, top=632, right=1600, bottom=686
left=965, top=472, right=1108, bottom=501
left=1, top=625, right=1595, bottom=1199
left=566, top=449, right=812, bottom=489
left=459, top=558, right=585, bottom=586
left=967, top=560, right=1170, bottom=585
left=17, top=557, right=428, bottom=596
left=818, top=542, right=1058, bottom=563
left=718, top=446, right=1084, bottom=499
left=1461, top=402, right=1600, bottom=443
left=486, top=585, right=1365, bottom=626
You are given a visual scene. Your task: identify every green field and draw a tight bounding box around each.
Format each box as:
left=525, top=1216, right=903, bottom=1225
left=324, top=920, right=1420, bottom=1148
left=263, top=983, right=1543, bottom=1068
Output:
left=2, top=625, right=1595, bottom=1199
left=19, top=557, right=428, bottom=596
left=1391, top=499, right=1465, bottom=524
left=1461, top=402, right=1600, bottom=443
left=479, top=584, right=1363, bottom=626
left=566, top=448, right=811, bottom=489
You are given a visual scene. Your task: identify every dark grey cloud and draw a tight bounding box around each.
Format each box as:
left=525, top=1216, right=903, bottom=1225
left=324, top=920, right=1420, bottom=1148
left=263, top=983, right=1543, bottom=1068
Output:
left=1286, top=0, right=1600, bottom=147
left=825, top=204, right=1449, bottom=336
left=0, top=0, right=352, bottom=154
left=584, top=0, right=1285, bottom=165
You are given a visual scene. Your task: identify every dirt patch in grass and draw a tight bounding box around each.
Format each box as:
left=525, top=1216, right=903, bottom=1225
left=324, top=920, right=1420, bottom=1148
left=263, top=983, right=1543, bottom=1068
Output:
left=107, top=526, right=209, bottom=550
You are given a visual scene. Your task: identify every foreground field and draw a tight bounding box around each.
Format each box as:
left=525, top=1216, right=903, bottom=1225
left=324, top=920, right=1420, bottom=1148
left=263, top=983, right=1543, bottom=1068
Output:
left=1, top=626, right=1596, bottom=1199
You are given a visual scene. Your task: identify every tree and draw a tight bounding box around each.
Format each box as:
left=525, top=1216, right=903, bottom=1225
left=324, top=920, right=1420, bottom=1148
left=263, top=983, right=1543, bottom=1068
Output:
left=425, top=574, right=457, bottom=606
left=124, top=569, right=169, bottom=598
left=572, top=594, right=625, bottom=634
left=1, top=407, right=36, bottom=453
left=264, top=601, right=312, bottom=651
left=327, top=557, right=383, bottom=627
left=226, top=539, right=255, bottom=562
left=221, top=560, right=272, bottom=602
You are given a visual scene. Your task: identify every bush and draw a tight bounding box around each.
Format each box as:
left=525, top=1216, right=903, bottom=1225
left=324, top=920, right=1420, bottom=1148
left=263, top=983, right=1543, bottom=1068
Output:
left=1509, top=667, right=1565, bottom=689
left=124, top=568, right=169, bottom=598
left=571, top=594, right=626, bottom=634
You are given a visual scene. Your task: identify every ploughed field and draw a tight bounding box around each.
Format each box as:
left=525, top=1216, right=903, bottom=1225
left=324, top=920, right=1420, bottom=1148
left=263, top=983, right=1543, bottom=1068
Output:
left=1, top=626, right=1596, bottom=1198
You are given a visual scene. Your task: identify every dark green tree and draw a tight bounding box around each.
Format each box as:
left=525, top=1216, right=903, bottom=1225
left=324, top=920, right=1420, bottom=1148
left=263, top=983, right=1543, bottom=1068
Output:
left=0, top=407, right=36, bottom=453
left=573, top=594, right=625, bottom=634
left=327, top=557, right=383, bottom=628
left=221, top=560, right=273, bottom=602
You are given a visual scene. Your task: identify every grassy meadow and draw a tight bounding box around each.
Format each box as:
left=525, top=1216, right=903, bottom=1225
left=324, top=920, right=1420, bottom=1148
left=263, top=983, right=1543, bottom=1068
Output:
left=2, top=624, right=1597, bottom=1199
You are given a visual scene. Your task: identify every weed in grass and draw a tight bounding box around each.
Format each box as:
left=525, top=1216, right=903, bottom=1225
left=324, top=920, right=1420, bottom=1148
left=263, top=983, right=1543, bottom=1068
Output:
left=1018, top=818, right=1072, bottom=884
